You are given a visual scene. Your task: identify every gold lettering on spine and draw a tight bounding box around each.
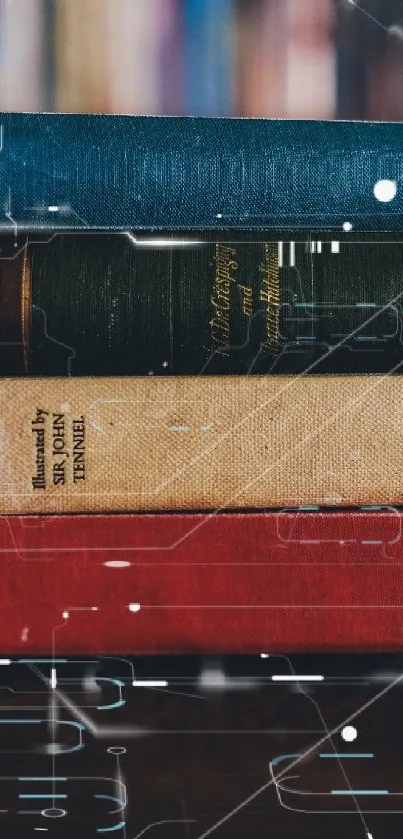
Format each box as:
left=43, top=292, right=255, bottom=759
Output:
left=209, top=245, right=238, bottom=357
left=259, top=244, right=281, bottom=350
left=21, top=244, right=32, bottom=373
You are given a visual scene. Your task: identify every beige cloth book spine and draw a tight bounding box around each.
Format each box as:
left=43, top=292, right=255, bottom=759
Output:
left=0, top=375, right=401, bottom=514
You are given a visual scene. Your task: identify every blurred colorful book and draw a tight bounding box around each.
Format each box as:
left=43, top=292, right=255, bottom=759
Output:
left=0, top=0, right=47, bottom=112
left=106, top=0, right=163, bottom=115
left=54, top=0, right=110, bottom=113
left=184, top=0, right=236, bottom=116
left=236, top=0, right=335, bottom=118
left=1, top=0, right=403, bottom=119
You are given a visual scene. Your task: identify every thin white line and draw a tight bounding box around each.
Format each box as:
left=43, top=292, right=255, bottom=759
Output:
left=271, top=675, right=324, bottom=682
left=289, top=241, right=295, bottom=266
left=278, top=241, right=283, bottom=266
left=195, top=671, right=403, bottom=839
left=136, top=239, right=204, bottom=247
left=133, top=820, right=197, bottom=839
left=132, top=680, right=168, bottom=688
left=127, top=604, right=403, bottom=609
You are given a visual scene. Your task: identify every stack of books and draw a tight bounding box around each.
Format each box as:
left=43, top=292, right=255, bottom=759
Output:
left=1, top=111, right=403, bottom=655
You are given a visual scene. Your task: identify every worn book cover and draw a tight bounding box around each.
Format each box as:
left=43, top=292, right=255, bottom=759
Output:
left=0, top=509, right=401, bottom=654
left=0, top=112, right=402, bottom=231
left=0, top=374, right=402, bottom=513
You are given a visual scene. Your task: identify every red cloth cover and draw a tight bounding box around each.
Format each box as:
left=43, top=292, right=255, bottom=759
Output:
left=1, top=510, right=401, bottom=653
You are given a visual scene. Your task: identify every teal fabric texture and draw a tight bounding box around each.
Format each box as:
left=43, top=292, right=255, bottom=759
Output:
left=0, top=112, right=402, bottom=231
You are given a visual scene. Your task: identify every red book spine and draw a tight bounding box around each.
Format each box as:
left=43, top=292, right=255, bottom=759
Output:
left=2, top=510, right=402, bottom=654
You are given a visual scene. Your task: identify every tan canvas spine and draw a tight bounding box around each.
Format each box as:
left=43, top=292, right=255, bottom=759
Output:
left=0, top=375, right=401, bottom=513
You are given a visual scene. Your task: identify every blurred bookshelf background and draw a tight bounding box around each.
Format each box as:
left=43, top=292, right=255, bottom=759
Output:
left=0, top=0, right=402, bottom=120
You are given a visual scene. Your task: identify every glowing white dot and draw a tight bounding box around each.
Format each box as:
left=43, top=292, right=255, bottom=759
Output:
left=216, top=213, right=223, bottom=218
left=199, top=666, right=227, bottom=689
left=62, top=611, right=69, bottom=620
left=373, top=179, right=397, bottom=203
left=47, top=206, right=59, bottom=212
left=83, top=675, right=101, bottom=692
left=341, top=725, right=357, bottom=742
left=128, top=603, right=141, bottom=613
left=104, top=560, right=131, bottom=568
left=43, top=744, right=63, bottom=755
left=260, top=653, right=269, bottom=658
left=342, top=222, right=353, bottom=232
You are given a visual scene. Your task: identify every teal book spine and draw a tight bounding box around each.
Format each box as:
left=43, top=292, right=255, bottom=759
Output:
left=0, top=113, right=402, bottom=231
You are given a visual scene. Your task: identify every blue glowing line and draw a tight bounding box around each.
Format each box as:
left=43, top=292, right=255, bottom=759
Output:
left=57, top=744, right=84, bottom=755
left=19, top=777, right=68, bottom=781
left=320, top=754, right=374, bottom=759
left=96, top=678, right=125, bottom=688
left=96, top=677, right=126, bottom=711
left=61, top=720, right=85, bottom=730
left=19, top=794, right=68, bottom=799
left=94, top=795, right=125, bottom=807
left=97, top=821, right=126, bottom=833
left=270, top=753, right=301, bottom=767
left=96, top=699, right=125, bottom=711
left=18, top=659, right=68, bottom=663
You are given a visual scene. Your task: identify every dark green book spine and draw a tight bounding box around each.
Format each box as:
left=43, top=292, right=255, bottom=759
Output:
left=0, top=231, right=402, bottom=376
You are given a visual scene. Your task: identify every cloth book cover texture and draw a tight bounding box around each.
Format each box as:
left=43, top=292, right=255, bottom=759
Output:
left=2, top=229, right=403, bottom=378
left=0, top=374, right=402, bottom=513
left=0, top=510, right=401, bottom=654
left=0, top=113, right=402, bottom=231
